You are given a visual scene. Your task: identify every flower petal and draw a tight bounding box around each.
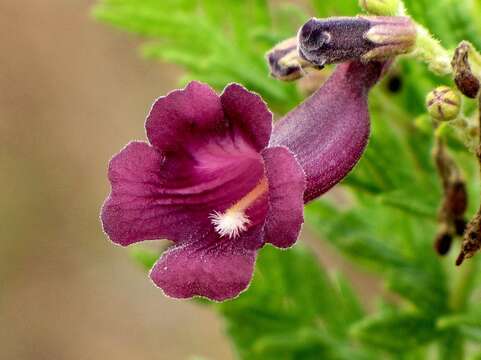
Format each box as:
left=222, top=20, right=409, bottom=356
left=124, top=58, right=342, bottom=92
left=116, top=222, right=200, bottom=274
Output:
left=262, top=146, right=305, bottom=248
left=270, top=61, right=384, bottom=202
left=101, top=138, right=267, bottom=246
left=221, top=83, right=272, bottom=151
left=146, top=81, right=225, bottom=152
left=101, top=141, right=197, bottom=246
left=150, top=231, right=261, bottom=301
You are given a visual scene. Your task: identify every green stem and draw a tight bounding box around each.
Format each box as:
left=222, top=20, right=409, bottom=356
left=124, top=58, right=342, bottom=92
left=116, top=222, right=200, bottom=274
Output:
left=411, top=24, right=452, bottom=76
left=439, top=258, right=478, bottom=360
left=439, top=331, right=464, bottom=360
left=451, top=256, right=478, bottom=311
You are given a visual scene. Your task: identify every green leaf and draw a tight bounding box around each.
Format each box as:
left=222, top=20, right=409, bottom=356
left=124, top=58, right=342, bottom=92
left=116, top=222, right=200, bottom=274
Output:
left=437, top=309, right=481, bottom=342
left=217, top=246, right=373, bottom=360
left=387, top=265, right=449, bottom=315
left=438, top=311, right=481, bottom=330
left=438, top=331, right=464, bottom=360
left=378, top=187, right=438, bottom=218
left=334, top=272, right=365, bottom=324
left=351, top=312, right=440, bottom=352
left=305, top=201, right=408, bottom=269
left=93, top=0, right=302, bottom=113
left=129, top=246, right=159, bottom=270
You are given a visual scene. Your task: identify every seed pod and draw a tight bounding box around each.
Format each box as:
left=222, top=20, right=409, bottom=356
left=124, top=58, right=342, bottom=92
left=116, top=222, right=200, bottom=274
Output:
left=359, top=0, right=400, bottom=16
left=434, top=231, right=453, bottom=256
left=426, top=86, right=461, bottom=121
left=452, top=41, right=480, bottom=99
left=454, top=217, right=467, bottom=236
left=446, top=180, right=468, bottom=217
left=297, top=16, right=416, bottom=68
left=457, top=213, right=481, bottom=265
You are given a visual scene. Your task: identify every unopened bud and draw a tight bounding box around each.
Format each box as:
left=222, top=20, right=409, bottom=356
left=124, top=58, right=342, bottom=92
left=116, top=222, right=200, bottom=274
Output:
left=359, top=0, right=400, bottom=16
left=297, top=16, right=416, bottom=68
left=426, top=86, right=461, bottom=121
left=266, top=37, right=312, bottom=81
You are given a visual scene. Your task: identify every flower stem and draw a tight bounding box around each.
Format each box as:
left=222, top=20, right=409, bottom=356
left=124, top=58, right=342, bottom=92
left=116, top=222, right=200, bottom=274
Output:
left=442, top=257, right=479, bottom=360
left=451, top=256, right=478, bottom=311
left=411, top=25, right=452, bottom=76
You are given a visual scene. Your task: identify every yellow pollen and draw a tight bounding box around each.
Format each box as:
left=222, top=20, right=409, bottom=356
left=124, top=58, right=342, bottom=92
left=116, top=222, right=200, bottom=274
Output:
left=210, top=177, right=268, bottom=238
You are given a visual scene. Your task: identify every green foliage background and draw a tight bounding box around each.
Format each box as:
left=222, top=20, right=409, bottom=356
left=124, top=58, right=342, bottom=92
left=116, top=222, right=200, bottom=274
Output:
left=93, top=0, right=481, bottom=358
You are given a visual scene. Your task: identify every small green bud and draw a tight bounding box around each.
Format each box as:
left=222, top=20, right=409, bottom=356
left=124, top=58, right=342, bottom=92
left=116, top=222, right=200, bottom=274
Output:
left=359, top=0, right=400, bottom=16
left=426, top=86, right=461, bottom=121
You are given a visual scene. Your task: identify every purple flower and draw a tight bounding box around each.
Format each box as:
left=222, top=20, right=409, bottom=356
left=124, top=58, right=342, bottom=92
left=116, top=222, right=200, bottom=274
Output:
left=101, top=60, right=383, bottom=301
left=101, top=82, right=305, bottom=301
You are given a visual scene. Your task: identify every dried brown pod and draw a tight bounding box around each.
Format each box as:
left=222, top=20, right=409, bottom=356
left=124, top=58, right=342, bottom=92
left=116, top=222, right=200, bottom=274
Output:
left=434, top=231, right=453, bottom=256
left=452, top=41, right=480, bottom=99
left=457, top=213, right=481, bottom=265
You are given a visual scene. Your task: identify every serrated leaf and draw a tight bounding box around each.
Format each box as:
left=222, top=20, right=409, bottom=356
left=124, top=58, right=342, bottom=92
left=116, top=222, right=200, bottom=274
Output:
left=437, top=309, right=481, bottom=333
left=306, top=201, right=408, bottom=269
left=351, top=312, right=440, bottom=352
left=334, top=272, right=365, bottom=324
left=93, top=0, right=302, bottom=113
left=217, top=246, right=373, bottom=360
left=387, top=265, right=448, bottom=315
left=377, top=188, right=438, bottom=218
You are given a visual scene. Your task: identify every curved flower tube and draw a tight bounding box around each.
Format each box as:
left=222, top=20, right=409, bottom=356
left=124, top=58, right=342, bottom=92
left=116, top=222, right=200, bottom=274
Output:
left=101, top=61, right=383, bottom=301
left=271, top=60, right=384, bottom=202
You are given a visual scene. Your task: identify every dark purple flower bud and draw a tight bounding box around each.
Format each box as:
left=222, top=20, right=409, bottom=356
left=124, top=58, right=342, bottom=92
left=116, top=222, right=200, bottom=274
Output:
left=298, top=16, right=416, bottom=68
left=271, top=60, right=385, bottom=202
left=101, top=61, right=384, bottom=300
left=266, top=37, right=314, bottom=81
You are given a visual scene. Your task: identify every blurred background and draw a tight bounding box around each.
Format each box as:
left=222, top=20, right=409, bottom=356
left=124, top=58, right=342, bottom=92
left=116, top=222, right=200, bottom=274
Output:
left=0, top=1, right=379, bottom=359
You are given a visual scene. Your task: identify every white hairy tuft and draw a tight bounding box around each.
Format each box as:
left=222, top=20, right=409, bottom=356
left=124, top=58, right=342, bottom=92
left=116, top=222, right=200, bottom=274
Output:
left=209, top=210, right=251, bottom=239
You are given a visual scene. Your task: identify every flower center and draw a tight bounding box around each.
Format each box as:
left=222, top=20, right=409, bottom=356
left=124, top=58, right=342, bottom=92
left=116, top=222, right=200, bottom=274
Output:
left=210, top=177, right=268, bottom=238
